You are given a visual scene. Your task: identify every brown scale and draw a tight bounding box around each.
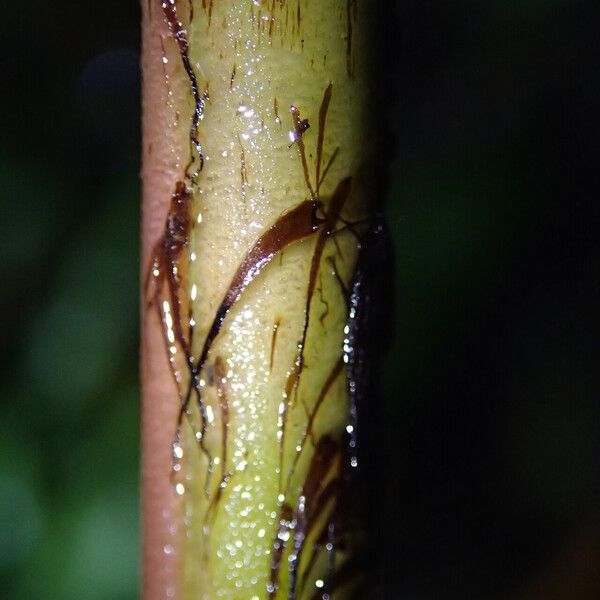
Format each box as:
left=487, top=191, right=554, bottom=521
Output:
left=238, top=134, right=249, bottom=217
left=284, top=357, right=344, bottom=495
left=202, top=356, right=236, bottom=527
left=274, top=97, right=281, bottom=125
left=316, top=273, right=330, bottom=326
left=267, top=435, right=341, bottom=599
left=145, top=181, right=193, bottom=386
left=229, top=63, right=236, bottom=90
left=156, top=0, right=219, bottom=479
left=294, top=431, right=367, bottom=599
left=160, top=0, right=208, bottom=181
left=144, top=180, right=217, bottom=479
left=270, top=318, right=282, bottom=372
left=288, top=477, right=342, bottom=598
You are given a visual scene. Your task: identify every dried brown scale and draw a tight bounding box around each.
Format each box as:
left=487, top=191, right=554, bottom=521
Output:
left=229, top=63, right=236, bottom=89
left=278, top=218, right=382, bottom=596
left=268, top=435, right=340, bottom=598
left=215, top=357, right=229, bottom=487
left=317, top=275, right=330, bottom=326
left=154, top=0, right=217, bottom=468
left=315, top=83, right=333, bottom=192
left=289, top=105, right=313, bottom=195
left=160, top=0, right=207, bottom=179
left=284, top=357, right=344, bottom=495
left=146, top=181, right=193, bottom=365
left=201, top=0, right=214, bottom=27
left=270, top=318, right=282, bottom=372
left=274, top=97, right=281, bottom=124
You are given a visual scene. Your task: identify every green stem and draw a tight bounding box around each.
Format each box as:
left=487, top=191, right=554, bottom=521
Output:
left=141, top=1, right=371, bottom=597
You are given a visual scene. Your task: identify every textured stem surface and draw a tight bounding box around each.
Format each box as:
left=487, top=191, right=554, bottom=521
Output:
left=141, top=1, right=373, bottom=597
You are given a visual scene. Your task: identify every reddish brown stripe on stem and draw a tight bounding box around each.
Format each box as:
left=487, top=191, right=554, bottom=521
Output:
left=160, top=0, right=207, bottom=178
left=290, top=105, right=314, bottom=196
left=285, top=357, right=344, bottom=495
left=315, top=83, right=333, bottom=193
left=215, top=357, right=229, bottom=483
left=270, top=318, right=281, bottom=372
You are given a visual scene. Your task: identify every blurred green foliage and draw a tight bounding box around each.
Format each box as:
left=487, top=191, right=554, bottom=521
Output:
left=1, top=1, right=599, bottom=599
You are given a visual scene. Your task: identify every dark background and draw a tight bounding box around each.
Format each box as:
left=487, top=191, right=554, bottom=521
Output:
left=1, top=1, right=599, bottom=598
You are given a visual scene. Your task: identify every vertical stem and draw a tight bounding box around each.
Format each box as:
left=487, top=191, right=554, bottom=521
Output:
left=141, top=1, right=375, bottom=597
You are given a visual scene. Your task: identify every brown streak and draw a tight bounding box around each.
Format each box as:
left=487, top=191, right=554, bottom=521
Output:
left=270, top=318, right=281, bottom=372
left=290, top=481, right=340, bottom=598
left=145, top=181, right=193, bottom=367
left=146, top=179, right=213, bottom=468
left=318, top=146, right=339, bottom=191
left=290, top=105, right=314, bottom=196
left=315, top=83, right=333, bottom=193
left=288, top=439, right=340, bottom=597
left=238, top=135, right=249, bottom=216
left=202, top=356, right=233, bottom=526
left=161, top=0, right=207, bottom=179
left=215, top=357, right=229, bottom=482
left=268, top=2, right=275, bottom=37
left=317, top=275, right=330, bottom=326
left=270, top=436, right=339, bottom=598
left=296, top=179, right=351, bottom=381
left=327, top=255, right=349, bottom=301
left=229, top=63, right=236, bottom=89
left=285, top=358, right=344, bottom=496
left=297, top=521, right=334, bottom=597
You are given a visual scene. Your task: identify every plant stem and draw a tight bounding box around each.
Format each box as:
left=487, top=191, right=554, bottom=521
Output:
left=141, top=1, right=372, bottom=597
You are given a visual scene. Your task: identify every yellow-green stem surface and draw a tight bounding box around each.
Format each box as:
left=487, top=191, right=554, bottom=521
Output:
left=142, top=1, right=370, bottom=598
